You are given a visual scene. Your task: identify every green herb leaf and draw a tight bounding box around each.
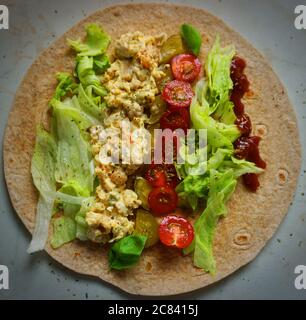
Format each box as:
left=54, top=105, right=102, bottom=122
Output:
left=180, top=23, right=202, bottom=55
left=108, top=235, right=147, bottom=270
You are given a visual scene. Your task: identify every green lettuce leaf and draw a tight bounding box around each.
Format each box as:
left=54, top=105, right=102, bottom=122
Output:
left=30, top=24, right=111, bottom=253
left=58, top=180, right=89, bottom=216
left=220, top=157, right=264, bottom=177
left=53, top=106, right=94, bottom=194
left=68, top=24, right=110, bottom=57
left=75, top=56, right=109, bottom=92
left=28, top=128, right=57, bottom=253
left=50, top=193, right=93, bottom=248
left=205, top=36, right=235, bottom=116
left=77, top=83, right=107, bottom=121
left=192, top=169, right=237, bottom=273
left=75, top=198, right=93, bottom=241
left=178, top=36, right=265, bottom=273
left=50, top=216, right=76, bottom=249
left=52, top=72, right=77, bottom=101
left=93, top=54, right=110, bottom=74
left=176, top=148, right=232, bottom=210
left=190, top=79, right=240, bottom=150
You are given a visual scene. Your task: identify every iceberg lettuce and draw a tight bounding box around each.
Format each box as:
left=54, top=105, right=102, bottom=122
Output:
left=178, top=37, right=264, bottom=272
left=67, top=24, right=110, bottom=57
left=29, top=24, right=111, bottom=252
left=28, top=129, right=57, bottom=253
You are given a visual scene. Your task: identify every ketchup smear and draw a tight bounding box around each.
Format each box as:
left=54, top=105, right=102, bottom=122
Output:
left=230, top=56, right=266, bottom=192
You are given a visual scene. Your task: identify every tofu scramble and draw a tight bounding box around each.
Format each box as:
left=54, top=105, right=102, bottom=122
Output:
left=85, top=32, right=168, bottom=243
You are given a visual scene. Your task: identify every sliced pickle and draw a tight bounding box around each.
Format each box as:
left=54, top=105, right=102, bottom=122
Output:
left=160, top=34, right=187, bottom=64
left=134, top=177, right=152, bottom=210
left=133, top=209, right=159, bottom=247
left=147, top=95, right=167, bottom=124
left=156, top=64, right=173, bottom=91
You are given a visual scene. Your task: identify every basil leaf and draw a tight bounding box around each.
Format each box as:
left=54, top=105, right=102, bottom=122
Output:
left=108, top=235, right=147, bottom=270
left=180, top=24, right=202, bottom=55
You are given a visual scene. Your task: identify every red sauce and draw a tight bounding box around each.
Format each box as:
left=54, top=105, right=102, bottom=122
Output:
left=230, top=57, right=250, bottom=117
left=230, top=56, right=266, bottom=192
left=243, top=173, right=260, bottom=192
left=235, top=114, right=252, bottom=137
left=234, top=136, right=266, bottom=169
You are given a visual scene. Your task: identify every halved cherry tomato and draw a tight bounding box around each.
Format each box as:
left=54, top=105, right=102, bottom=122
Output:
left=163, top=163, right=180, bottom=188
left=159, top=215, right=194, bottom=248
left=162, top=80, right=194, bottom=108
left=148, top=186, right=178, bottom=215
left=145, top=165, right=167, bottom=187
left=171, top=54, right=201, bottom=83
left=146, top=163, right=180, bottom=189
left=160, top=108, right=190, bottom=134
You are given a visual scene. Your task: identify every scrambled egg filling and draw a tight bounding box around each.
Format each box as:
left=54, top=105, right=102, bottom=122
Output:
left=103, top=31, right=166, bottom=119
left=86, top=31, right=167, bottom=243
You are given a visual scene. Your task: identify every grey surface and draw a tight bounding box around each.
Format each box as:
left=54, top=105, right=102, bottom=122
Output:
left=0, top=0, right=305, bottom=300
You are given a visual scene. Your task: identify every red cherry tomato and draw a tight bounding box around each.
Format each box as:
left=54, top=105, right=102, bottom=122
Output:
left=163, top=163, right=180, bottom=188
left=159, top=215, right=194, bottom=249
left=145, top=165, right=167, bottom=187
left=162, top=80, right=194, bottom=108
left=146, top=163, right=180, bottom=189
left=160, top=108, right=190, bottom=134
left=171, top=54, right=202, bottom=83
left=148, top=186, right=178, bottom=215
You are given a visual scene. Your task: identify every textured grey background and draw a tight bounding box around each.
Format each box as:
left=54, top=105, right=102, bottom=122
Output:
left=0, top=0, right=306, bottom=300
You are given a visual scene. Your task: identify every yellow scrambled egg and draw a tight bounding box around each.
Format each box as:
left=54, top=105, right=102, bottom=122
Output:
left=85, top=31, right=167, bottom=243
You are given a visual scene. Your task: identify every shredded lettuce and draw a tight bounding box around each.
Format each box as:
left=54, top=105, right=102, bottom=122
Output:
left=190, top=79, right=240, bottom=150
left=77, top=83, right=107, bottom=121
left=67, top=24, right=110, bottom=57
left=29, top=24, right=111, bottom=252
left=52, top=72, right=77, bottom=101
left=76, top=55, right=110, bottom=87
left=178, top=37, right=264, bottom=273
left=205, top=36, right=235, bottom=116
left=192, top=170, right=237, bottom=273
left=93, top=55, right=110, bottom=74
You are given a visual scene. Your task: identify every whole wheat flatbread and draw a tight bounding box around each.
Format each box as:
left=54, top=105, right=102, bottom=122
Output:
left=3, top=3, right=301, bottom=295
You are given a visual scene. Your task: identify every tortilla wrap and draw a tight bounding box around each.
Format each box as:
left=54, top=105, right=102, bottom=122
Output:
left=3, top=3, right=301, bottom=295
